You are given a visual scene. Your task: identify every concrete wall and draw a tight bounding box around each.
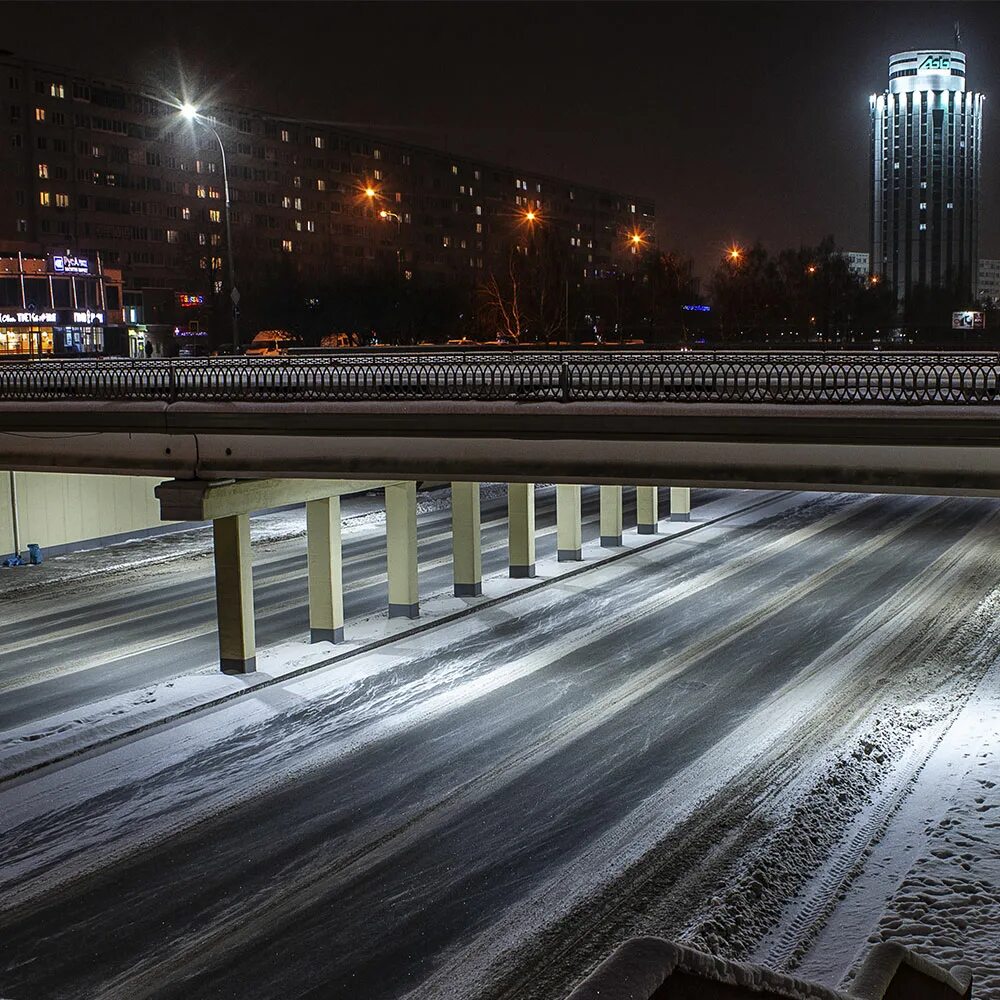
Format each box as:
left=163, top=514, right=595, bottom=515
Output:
left=0, top=471, right=166, bottom=555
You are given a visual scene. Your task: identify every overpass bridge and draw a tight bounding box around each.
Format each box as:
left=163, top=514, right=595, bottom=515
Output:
left=3, top=351, right=1000, bottom=672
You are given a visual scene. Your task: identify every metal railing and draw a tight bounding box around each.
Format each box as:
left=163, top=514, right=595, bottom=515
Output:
left=2, top=352, right=1000, bottom=405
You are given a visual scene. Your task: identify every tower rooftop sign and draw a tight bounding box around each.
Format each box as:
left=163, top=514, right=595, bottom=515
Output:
left=888, top=49, right=966, bottom=93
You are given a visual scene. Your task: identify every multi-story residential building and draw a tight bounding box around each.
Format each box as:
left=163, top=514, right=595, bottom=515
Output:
left=976, top=258, right=1000, bottom=307
left=869, top=49, right=983, bottom=302
left=0, top=53, right=654, bottom=348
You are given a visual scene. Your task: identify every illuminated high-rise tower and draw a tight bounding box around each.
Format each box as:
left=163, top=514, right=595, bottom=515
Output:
left=870, top=49, right=983, bottom=301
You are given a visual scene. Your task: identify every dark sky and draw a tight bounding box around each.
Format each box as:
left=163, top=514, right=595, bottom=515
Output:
left=8, top=1, right=1000, bottom=278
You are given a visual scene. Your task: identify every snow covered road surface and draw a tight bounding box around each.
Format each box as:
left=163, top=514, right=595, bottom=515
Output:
left=2, top=491, right=999, bottom=999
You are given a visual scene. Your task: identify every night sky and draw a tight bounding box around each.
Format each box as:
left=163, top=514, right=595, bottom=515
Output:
left=8, top=1, right=1000, bottom=278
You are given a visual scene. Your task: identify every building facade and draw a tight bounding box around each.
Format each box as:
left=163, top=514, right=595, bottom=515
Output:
left=841, top=250, right=870, bottom=280
left=977, top=258, right=1000, bottom=307
left=0, top=53, right=654, bottom=347
left=0, top=246, right=125, bottom=356
left=869, top=49, right=982, bottom=302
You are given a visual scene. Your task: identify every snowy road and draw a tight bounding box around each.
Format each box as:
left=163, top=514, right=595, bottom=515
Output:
left=0, top=485, right=650, bottom=730
left=2, top=491, right=999, bottom=998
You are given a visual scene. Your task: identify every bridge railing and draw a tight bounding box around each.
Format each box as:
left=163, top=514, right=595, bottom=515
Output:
left=1, top=353, right=1000, bottom=404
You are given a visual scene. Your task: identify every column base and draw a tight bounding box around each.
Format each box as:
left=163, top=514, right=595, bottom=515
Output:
left=389, top=602, right=420, bottom=619
left=454, top=582, right=483, bottom=597
left=220, top=656, right=256, bottom=675
left=558, top=548, right=582, bottom=562
left=600, top=534, right=623, bottom=548
left=310, top=627, right=345, bottom=644
left=671, top=513, right=691, bottom=522
left=637, top=524, right=658, bottom=535
left=509, top=564, right=536, bottom=578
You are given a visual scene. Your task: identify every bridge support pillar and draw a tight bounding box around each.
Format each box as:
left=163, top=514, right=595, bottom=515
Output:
left=600, top=485, right=623, bottom=547
left=306, top=496, right=344, bottom=643
left=213, top=513, right=256, bottom=674
left=557, top=484, right=582, bottom=561
left=452, top=481, right=482, bottom=597
left=507, top=482, right=536, bottom=578
left=636, top=486, right=659, bottom=534
left=386, top=481, right=419, bottom=618
left=670, top=487, right=691, bottom=522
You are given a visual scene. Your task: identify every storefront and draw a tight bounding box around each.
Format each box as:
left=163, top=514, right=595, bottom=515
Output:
left=0, top=250, right=125, bottom=358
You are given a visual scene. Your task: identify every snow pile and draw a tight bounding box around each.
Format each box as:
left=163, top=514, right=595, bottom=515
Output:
left=861, top=663, right=1000, bottom=998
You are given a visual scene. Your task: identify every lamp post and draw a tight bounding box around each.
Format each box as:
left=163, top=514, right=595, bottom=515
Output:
left=180, top=103, right=240, bottom=348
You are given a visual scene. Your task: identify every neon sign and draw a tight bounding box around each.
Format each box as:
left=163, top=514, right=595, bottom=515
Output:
left=72, top=310, right=105, bottom=325
left=177, top=293, right=205, bottom=308
left=919, top=54, right=951, bottom=71
left=682, top=304, right=711, bottom=312
left=0, top=311, right=57, bottom=324
left=51, top=255, right=90, bottom=275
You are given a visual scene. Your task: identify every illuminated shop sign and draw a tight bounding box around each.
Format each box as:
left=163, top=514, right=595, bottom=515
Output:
left=72, top=310, right=105, bottom=325
left=682, top=304, right=711, bottom=312
left=51, top=255, right=91, bottom=275
left=952, top=311, right=985, bottom=330
left=919, top=54, right=951, bottom=72
left=0, top=311, right=57, bottom=325
left=177, top=293, right=205, bottom=308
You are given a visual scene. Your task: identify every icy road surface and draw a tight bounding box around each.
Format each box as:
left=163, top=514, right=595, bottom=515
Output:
left=2, top=491, right=1000, bottom=998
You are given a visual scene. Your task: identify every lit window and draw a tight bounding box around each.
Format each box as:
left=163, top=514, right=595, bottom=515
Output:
left=34, top=107, right=45, bottom=121
left=475, top=205, right=482, bottom=215
left=373, top=148, right=381, bottom=160
left=166, top=229, right=179, bottom=243
left=37, top=163, right=48, bottom=178
left=295, top=220, right=302, bottom=231
left=198, top=233, right=207, bottom=245
left=282, top=239, right=293, bottom=252
left=39, top=191, right=50, bottom=206
left=919, top=222, right=927, bottom=231
left=282, top=196, right=291, bottom=209
left=196, top=185, right=206, bottom=198
left=474, top=169, right=480, bottom=180
left=181, top=207, right=191, bottom=220
left=55, top=192, right=69, bottom=207
left=919, top=202, right=927, bottom=210
left=946, top=202, right=954, bottom=210
left=451, top=164, right=458, bottom=175
left=317, top=179, right=326, bottom=191
left=307, top=220, right=315, bottom=232
left=374, top=169, right=382, bottom=181
left=293, top=176, right=301, bottom=188
left=630, top=204, right=636, bottom=213
left=293, top=197, right=302, bottom=210
left=475, top=222, right=483, bottom=233
left=209, top=209, right=221, bottom=223
left=442, top=235, right=450, bottom=247
left=280, top=129, right=289, bottom=142
left=212, top=256, right=222, bottom=270
left=314, top=136, right=324, bottom=149
left=402, top=153, right=411, bottom=166
left=211, top=234, right=220, bottom=246
left=208, top=187, right=221, bottom=199
left=49, top=82, right=64, bottom=98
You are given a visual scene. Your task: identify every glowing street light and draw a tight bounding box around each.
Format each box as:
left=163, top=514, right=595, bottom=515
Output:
left=806, top=263, right=817, bottom=275
left=726, top=244, right=744, bottom=264
left=524, top=209, right=537, bottom=223
left=180, top=102, right=198, bottom=121
left=364, top=186, right=377, bottom=199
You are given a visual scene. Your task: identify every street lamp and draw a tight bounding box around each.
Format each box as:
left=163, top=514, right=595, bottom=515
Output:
left=172, top=99, right=240, bottom=347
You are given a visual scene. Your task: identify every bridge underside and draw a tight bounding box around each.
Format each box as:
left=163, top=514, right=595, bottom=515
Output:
left=3, top=401, right=1000, bottom=496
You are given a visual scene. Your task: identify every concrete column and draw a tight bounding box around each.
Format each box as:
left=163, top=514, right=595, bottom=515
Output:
left=600, top=485, right=623, bottom=547
left=212, top=513, right=256, bottom=674
left=306, top=496, right=344, bottom=643
left=671, top=486, right=692, bottom=522
left=636, top=486, right=659, bottom=535
left=451, top=481, right=482, bottom=597
left=386, top=481, right=419, bottom=618
left=507, top=482, right=536, bottom=578
left=556, top=484, right=582, bottom=561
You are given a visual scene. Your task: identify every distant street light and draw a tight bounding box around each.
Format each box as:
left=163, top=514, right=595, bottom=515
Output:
left=167, top=98, right=240, bottom=346
left=726, top=245, right=744, bottom=265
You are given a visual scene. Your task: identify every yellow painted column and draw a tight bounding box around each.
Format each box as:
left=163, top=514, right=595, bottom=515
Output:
left=671, top=486, right=691, bottom=522
left=600, top=485, right=623, bottom=547
left=556, top=484, right=582, bottom=562
left=386, top=481, right=419, bottom=618
left=636, top=486, right=659, bottom=535
left=507, top=482, right=536, bottom=578
left=306, top=496, right=344, bottom=643
left=451, top=481, right=482, bottom=597
left=212, top=513, right=256, bottom=674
